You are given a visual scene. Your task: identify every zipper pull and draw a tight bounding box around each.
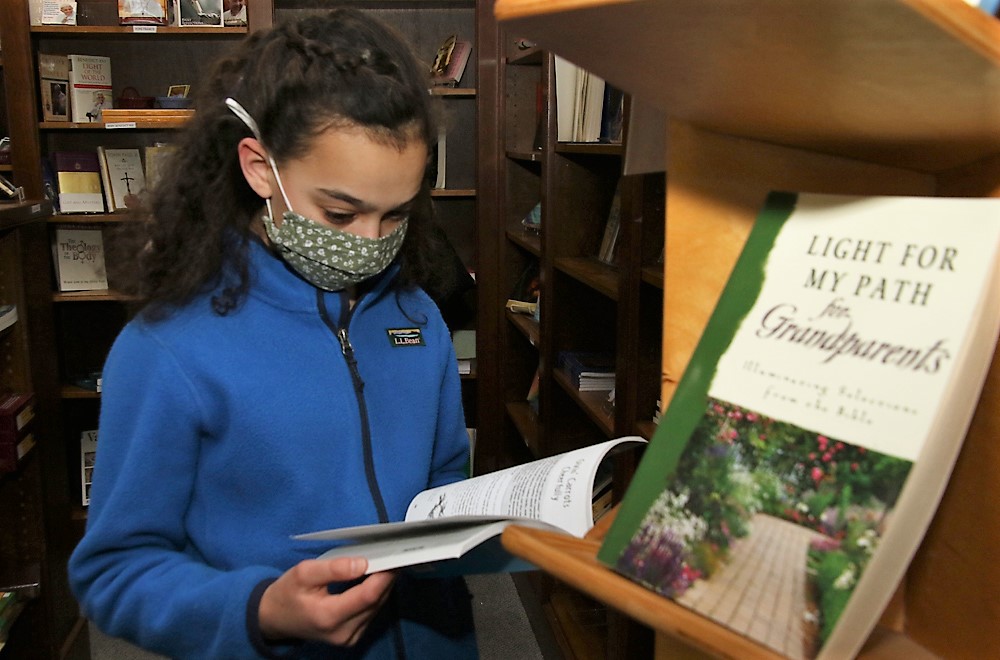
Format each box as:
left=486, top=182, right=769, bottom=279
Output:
left=337, top=327, right=353, bottom=359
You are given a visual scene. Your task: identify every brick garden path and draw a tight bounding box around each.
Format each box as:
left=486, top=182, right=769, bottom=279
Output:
left=677, top=513, right=826, bottom=659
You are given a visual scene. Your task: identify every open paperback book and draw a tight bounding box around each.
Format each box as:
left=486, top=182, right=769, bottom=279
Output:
left=297, top=436, right=645, bottom=576
left=598, top=192, right=1000, bottom=660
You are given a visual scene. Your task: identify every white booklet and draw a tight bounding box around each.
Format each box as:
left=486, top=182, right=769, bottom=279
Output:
left=296, top=436, right=646, bottom=575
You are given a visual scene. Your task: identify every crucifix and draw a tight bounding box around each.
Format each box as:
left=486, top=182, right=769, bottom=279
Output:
left=120, top=171, right=136, bottom=194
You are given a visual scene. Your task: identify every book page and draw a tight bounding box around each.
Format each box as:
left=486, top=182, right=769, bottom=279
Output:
left=406, top=436, right=644, bottom=537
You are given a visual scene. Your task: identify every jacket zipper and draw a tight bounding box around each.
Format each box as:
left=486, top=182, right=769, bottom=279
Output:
left=316, top=289, right=409, bottom=660
left=316, top=289, right=390, bottom=525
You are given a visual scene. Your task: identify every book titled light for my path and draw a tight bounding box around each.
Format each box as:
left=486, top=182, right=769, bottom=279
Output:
left=598, top=192, right=1000, bottom=660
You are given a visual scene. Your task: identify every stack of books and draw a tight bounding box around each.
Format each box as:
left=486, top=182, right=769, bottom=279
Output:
left=557, top=351, right=615, bottom=392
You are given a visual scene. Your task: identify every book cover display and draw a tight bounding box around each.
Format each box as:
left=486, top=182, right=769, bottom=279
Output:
left=97, top=147, right=146, bottom=211
left=118, top=0, right=168, bottom=25
left=178, top=0, right=224, bottom=27
left=51, top=151, right=104, bottom=214
left=53, top=227, right=108, bottom=291
left=599, top=193, right=1000, bottom=659
left=41, top=0, right=77, bottom=25
left=38, top=53, right=70, bottom=121
left=67, top=54, right=112, bottom=123
left=430, top=35, right=472, bottom=88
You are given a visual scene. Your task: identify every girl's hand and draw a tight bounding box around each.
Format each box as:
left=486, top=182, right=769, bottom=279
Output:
left=258, top=558, right=396, bottom=647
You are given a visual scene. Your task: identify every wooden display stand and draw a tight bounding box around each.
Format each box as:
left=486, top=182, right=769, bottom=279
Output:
left=494, top=0, right=1000, bottom=657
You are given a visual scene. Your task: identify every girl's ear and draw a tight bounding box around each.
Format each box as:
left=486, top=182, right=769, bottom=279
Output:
left=237, top=137, right=274, bottom=199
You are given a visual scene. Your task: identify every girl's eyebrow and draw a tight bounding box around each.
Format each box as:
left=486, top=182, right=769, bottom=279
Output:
left=318, top=188, right=418, bottom=214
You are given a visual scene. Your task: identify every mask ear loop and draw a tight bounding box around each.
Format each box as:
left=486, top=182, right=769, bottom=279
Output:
left=225, top=97, right=294, bottom=215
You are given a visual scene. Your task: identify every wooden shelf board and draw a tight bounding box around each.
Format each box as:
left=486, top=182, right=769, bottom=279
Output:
left=555, top=256, right=619, bottom=301
left=0, top=165, right=12, bottom=172
left=40, top=119, right=188, bottom=129
left=430, top=188, right=476, bottom=198
left=430, top=87, right=476, bottom=97
left=507, top=310, right=540, bottom=347
left=553, top=367, right=614, bottom=437
left=0, top=199, right=52, bottom=232
left=507, top=228, right=541, bottom=255
left=505, top=400, right=541, bottom=456
left=502, top=523, right=937, bottom=660
left=60, top=385, right=100, bottom=399
left=30, top=25, right=247, bottom=35
left=508, top=46, right=544, bottom=65
left=555, top=141, right=623, bottom=156
left=494, top=0, right=1000, bottom=173
left=507, top=149, right=544, bottom=162
left=640, top=263, right=663, bottom=289
left=52, top=290, right=132, bottom=302
left=49, top=213, right=130, bottom=224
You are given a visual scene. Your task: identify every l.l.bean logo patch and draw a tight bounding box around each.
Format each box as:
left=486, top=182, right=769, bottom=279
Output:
left=387, top=327, right=425, bottom=347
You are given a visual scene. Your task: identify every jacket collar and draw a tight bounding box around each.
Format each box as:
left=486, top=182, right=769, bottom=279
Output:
left=245, top=236, right=400, bottom=314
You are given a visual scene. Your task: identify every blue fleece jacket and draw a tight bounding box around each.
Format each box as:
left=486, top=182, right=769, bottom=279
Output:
left=68, top=239, right=477, bottom=659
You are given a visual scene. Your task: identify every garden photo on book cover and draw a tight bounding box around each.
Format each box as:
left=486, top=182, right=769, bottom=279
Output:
left=599, top=192, right=1000, bottom=660
left=616, top=396, right=911, bottom=658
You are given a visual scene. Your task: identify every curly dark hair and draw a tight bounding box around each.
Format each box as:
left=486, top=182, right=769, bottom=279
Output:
left=110, top=8, right=465, bottom=319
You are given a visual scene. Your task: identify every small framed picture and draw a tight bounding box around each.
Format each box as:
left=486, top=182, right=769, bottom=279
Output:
left=167, top=85, right=190, bottom=98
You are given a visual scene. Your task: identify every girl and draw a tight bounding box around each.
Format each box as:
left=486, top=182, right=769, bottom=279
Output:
left=69, top=9, right=477, bottom=659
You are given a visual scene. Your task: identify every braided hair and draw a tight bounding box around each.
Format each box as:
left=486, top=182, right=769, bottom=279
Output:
left=110, top=8, right=445, bottom=318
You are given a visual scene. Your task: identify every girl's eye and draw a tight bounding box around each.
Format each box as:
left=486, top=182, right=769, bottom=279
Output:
left=323, top=210, right=356, bottom=225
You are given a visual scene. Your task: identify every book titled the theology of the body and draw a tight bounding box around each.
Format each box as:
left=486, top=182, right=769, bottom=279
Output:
left=599, top=192, right=1000, bottom=660
left=297, top=436, right=645, bottom=576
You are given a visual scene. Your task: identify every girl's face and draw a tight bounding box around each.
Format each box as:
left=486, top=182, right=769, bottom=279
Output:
left=264, top=125, right=427, bottom=240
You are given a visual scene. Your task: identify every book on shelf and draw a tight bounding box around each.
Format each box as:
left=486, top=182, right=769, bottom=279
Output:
left=0, top=590, right=28, bottom=643
left=526, top=365, right=540, bottom=414
left=428, top=131, right=447, bottom=190
left=143, top=144, right=178, bottom=192
left=598, top=192, right=1000, bottom=660
left=0, top=305, right=17, bottom=334
left=40, top=158, right=59, bottom=211
left=0, top=392, right=36, bottom=474
left=430, top=35, right=472, bottom=88
left=52, top=226, right=108, bottom=292
left=67, top=54, right=112, bottom=123
left=118, top=0, right=168, bottom=25
left=222, top=0, right=247, bottom=26
left=506, top=259, right=541, bottom=317
left=38, top=53, right=70, bottom=122
left=51, top=151, right=105, bottom=214
left=80, top=429, right=98, bottom=506
left=554, top=55, right=606, bottom=142
left=0, top=175, right=19, bottom=201
left=41, top=0, right=76, bottom=25
left=452, top=330, right=476, bottom=376
left=296, top=437, right=646, bottom=576
left=178, top=0, right=224, bottom=27
left=520, top=202, right=541, bottom=234
left=599, top=84, right=625, bottom=144
left=557, top=350, right=616, bottom=392
left=96, top=147, right=146, bottom=212
left=597, top=186, right=622, bottom=265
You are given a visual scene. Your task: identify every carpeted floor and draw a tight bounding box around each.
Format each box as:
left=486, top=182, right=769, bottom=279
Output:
left=90, top=573, right=548, bottom=659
